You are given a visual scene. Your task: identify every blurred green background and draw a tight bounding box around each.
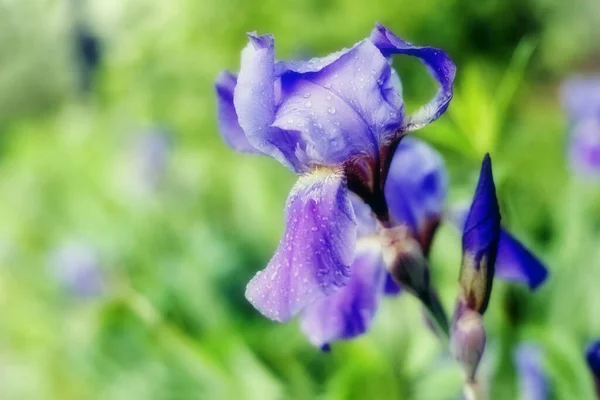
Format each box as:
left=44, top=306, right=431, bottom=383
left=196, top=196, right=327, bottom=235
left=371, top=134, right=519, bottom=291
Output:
left=1, top=0, right=600, bottom=399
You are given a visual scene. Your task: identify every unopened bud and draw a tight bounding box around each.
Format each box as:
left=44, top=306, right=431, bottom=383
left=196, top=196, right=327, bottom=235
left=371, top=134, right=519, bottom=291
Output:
left=380, top=225, right=430, bottom=298
left=451, top=308, right=486, bottom=381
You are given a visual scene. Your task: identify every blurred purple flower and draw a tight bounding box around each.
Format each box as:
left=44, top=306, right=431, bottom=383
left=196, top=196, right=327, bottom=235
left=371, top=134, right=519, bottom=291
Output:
left=216, top=23, right=456, bottom=323
left=515, top=343, right=548, bottom=400
left=49, top=241, right=104, bottom=298
left=130, top=128, right=172, bottom=192
left=560, top=76, right=600, bottom=177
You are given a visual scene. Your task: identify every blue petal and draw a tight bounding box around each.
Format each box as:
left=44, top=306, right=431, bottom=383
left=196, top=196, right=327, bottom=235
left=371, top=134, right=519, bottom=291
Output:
left=245, top=169, right=357, bottom=322
left=496, top=230, right=549, bottom=290
left=350, top=194, right=378, bottom=237
left=385, top=137, right=447, bottom=245
left=383, top=272, right=402, bottom=295
left=515, top=344, right=549, bottom=400
left=234, top=33, right=306, bottom=172
left=462, top=154, right=501, bottom=266
left=272, top=40, right=403, bottom=166
left=587, top=340, right=600, bottom=377
left=215, top=71, right=262, bottom=154
left=300, top=240, right=385, bottom=347
left=370, top=23, right=456, bottom=132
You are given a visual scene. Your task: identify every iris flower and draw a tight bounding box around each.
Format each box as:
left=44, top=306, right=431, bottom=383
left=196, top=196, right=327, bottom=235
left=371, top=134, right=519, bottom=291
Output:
left=216, top=23, right=455, bottom=323
left=215, top=24, right=547, bottom=348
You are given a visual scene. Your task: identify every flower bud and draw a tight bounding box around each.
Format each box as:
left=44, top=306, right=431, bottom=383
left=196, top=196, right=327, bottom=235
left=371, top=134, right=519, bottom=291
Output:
left=459, top=154, right=501, bottom=314
left=451, top=308, right=486, bottom=381
left=379, top=225, right=430, bottom=298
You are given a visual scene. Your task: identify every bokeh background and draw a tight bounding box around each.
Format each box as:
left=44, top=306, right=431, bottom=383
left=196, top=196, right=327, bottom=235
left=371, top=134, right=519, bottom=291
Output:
left=1, top=0, right=600, bottom=399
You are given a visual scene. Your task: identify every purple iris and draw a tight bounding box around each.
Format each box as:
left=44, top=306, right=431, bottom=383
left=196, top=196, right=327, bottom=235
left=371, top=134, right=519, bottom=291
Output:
left=216, top=23, right=456, bottom=323
left=560, top=76, right=600, bottom=177
left=514, top=344, right=548, bottom=400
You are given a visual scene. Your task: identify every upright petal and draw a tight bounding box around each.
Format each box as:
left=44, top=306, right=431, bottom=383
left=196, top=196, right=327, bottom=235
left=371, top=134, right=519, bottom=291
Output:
left=272, top=40, right=403, bottom=166
left=245, top=169, right=357, bottom=322
left=385, top=137, right=447, bottom=251
left=300, top=239, right=385, bottom=348
left=370, top=23, right=456, bottom=133
left=235, top=33, right=306, bottom=171
left=515, top=344, right=549, bottom=400
left=215, top=71, right=262, bottom=154
left=350, top=193, right=378, bottom=237
left=459, top=154, right=501, bottom=314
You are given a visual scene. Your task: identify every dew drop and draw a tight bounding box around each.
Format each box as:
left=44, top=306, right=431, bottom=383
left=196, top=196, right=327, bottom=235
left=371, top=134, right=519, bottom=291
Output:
left=303, top=93, right=311, bottom=98
left=324, top=83, right=332, bottom=89
left=326, top=95, right=332, bottom=101
left=327, top=107, right=336, bottom=115
left=304, top=100, right=312, bottom=108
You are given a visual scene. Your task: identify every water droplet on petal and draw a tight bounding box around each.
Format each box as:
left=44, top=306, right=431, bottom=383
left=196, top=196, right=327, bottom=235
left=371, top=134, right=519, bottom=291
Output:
left=327, top=107, right=336, bottom=115
left=304, top=100, right=312, bottom=108
left=303, top=93, right=311, bottom=98
left=324, top=83, right=332, bottom=89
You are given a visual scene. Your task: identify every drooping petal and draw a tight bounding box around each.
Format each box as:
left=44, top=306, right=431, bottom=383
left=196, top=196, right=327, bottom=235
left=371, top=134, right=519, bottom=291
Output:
left=450, top=206, right=549, bottom=290
left=383, top=273, right=402, bottom=295
left=245, top=169, right=357, bottom=322
left=272, top=39, right=403, bottom=166
left=215, top=71, right=262, bottom=153
left=385, top=137, right=447, bottom=249
left=234, top=33, right=306, bottom=171
left=496, top=230, right=549, bottom=290
left=459, top=154, right=501, bottom=314
left=515, top=343, right=549, bottom=400
left=300, top=239, right=385, bottom=348
left=370, top=23, right=456, bottom=133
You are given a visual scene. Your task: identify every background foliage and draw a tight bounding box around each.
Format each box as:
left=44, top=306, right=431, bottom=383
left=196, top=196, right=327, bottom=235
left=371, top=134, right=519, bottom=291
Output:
left=1, top=0, right=600, bottom=399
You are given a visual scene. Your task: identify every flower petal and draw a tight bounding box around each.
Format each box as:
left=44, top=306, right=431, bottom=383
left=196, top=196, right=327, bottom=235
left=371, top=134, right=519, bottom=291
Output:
left=272, top=40, right=404, bottom=166
left=234, top=33, right=306, bottom=171
left=385, top=137, right=447, bottom=244
left=300, top=239, right=385, bottom=347
left=350, top=193, right=378, bottom=237
left=370, top=23, right=456, bottom=133
left=496, top=230, right=549, bottom=290
left=215, top=71, right=262, bottom=154
left=245, top=169, right=357, bottom=322
left=383, top=273, right=402, bottom=295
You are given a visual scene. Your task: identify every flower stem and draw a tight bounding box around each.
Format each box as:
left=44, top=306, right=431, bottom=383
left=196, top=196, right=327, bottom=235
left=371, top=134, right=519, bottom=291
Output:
left=420, top=289, right=450, bottom=340
left=463, top=380, right=487, bottom=400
